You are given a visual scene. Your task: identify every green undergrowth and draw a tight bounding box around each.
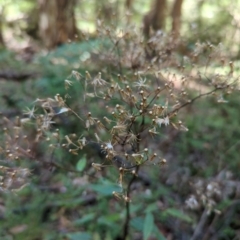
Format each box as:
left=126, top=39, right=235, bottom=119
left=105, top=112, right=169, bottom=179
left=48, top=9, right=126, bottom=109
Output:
left=1, top=37, right=240, bottom=239
left=35, top=38, right=114, bottom=96
left=176, top=91, right=240, bottom=177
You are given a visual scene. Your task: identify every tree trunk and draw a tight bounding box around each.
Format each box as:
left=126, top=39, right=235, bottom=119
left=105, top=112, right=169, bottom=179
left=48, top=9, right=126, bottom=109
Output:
left=125, top=0, right=134, bottom=10
left=38, top=0, right=78, bottom=49
left=96, top=1, right=114, bottom=25
left=171, top=0, right=184, bottom=38
left=143, top=0, right=167, bottom=39
left=0, top=6, right=4, bottom=46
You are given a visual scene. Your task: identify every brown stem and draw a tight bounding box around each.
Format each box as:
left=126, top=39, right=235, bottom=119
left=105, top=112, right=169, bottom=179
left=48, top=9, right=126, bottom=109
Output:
left=143, top=0, right=167, bottom=39
left=190, top=208, right=209, bottom=240
left=171, top=0, right=184, bottom=39
left=122, top=166, right=139, bottom=240
left=121, top=116, right=144, bottom=239
left=170, top=86, right=223, bottom=115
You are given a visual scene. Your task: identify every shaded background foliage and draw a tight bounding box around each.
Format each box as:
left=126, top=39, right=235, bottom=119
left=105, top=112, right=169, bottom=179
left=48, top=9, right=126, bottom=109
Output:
left=0, top=0, right=240, bottom=239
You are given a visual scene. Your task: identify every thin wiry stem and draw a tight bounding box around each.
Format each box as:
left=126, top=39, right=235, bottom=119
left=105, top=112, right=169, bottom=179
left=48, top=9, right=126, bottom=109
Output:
left=69, top=108, right=84, bottom=121
left=122, top=116, right=144, bottom=240
left=170, top=87, right=221, bottom=115
left=122, top=166, right=139, bottom=240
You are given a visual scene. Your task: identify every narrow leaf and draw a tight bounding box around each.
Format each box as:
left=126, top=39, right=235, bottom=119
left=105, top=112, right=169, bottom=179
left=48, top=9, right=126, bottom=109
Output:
left=163, top=208, right=192, bottom=223
left=154, top=224, right=166, bottom=240
left=76, top=156, right=87, bottom=171
left=66, top=232, right=91, bottom=240
left=143, top=212, right=154, bottom=240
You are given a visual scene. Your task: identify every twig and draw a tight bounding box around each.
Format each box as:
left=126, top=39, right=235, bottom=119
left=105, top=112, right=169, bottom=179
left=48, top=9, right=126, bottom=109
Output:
left=122, top=165, right=139, bottom=240
left=170, top=76, right=239, bottom=115
left=122, top=116, right=144, bottom=239
left=190, top=208, right=209, bottom=240
left=209, top=200, right=240, bottom=240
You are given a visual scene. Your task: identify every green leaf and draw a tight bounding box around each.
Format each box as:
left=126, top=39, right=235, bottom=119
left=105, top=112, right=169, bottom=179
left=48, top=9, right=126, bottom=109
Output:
left=144, top=203, right=158, bottom=213
left=97, top=215, right=119, bottom=227
left=154, top=224, right=166, bottom=240
left=76, top=155, right=87, bottom=171
left=74, top=213, right=95, bottom=225
left=163, top=208, right=192, bottom=223
left=90, top=182, right=122, bottom=196
left=143, top=212, right=154, bottom=240
left=130, top=217, right=144, bottom=231
left=130, top=204, right=143, bottom=215
left=65, top=232, right=92, bottom=240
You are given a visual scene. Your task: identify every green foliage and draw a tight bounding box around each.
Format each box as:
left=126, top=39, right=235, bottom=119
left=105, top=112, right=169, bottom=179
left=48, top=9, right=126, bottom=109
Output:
left=177, top=92, right=240, bottom=176
left=76, top=155, right=87, bottom=172
left=90, top=179, right=122, bottom=196
left=1, top=1, right=240, bottom=240
left=65, top=232, right=92, bottom=240
left=162, top=208, right=192, bottom=223
left=143, top=212, right=154, bottom=240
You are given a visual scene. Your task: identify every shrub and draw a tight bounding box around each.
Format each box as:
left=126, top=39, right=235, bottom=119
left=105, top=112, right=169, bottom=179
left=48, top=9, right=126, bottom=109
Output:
left=0, top=24, right=239, bottom=240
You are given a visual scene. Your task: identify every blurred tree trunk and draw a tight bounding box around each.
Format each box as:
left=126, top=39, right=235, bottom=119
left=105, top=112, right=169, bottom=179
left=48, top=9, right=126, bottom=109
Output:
left=143, top=0, right=167, bottom=39
left=38, top=0, right=78, bottom=49
left=196, top=0, right=206, bottom=32
left=25, top=7, right=39, bottom=40
left=125, top=0, right=134, bottom=9
left=125, top=0, right=134, bottom=24
left=96, top=2, right=113, bottom=24
left=171, top=0, right=184, bottom=38
left=95, top=0, right=121, bottom=26
left=0, top=21, right=4, bottom=47
left=0, top=7, right=4, bottom=46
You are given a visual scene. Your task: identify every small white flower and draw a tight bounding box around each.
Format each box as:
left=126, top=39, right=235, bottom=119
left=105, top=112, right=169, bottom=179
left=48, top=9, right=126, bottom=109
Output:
left=41, top=115, right=55, bottom=130
left=133, top=77, right=148, bottom=89
left=217, top=95, right=228, bottom=103
left=106, top=142, right=113, bottom=150
left=56, top=107, right=69, bottom=115
left=185, top=195, right=199, bottom=210
left=156, top=116, right=169, bottom=127
left=71, top=70, right=82, bottom=81
left=23, top=106, right=37, bottom=119
left=164, top=116, right=169, bottom=125
left=156, top=118, right=164, bottom=126
left=64, top=79, right=73, bottom=89
left=92, top=72, right=107, bottom=86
